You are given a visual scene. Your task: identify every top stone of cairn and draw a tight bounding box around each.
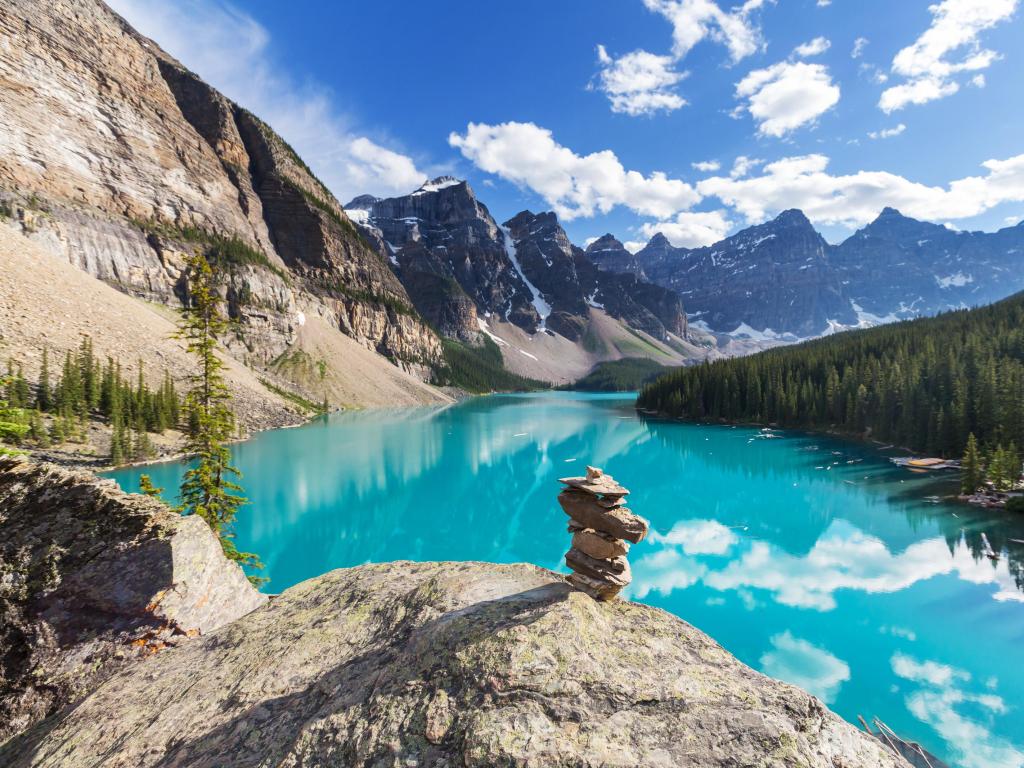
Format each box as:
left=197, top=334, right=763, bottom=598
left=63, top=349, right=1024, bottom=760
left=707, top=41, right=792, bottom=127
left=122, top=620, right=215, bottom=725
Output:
left=558, top=466, right=629, bottom=498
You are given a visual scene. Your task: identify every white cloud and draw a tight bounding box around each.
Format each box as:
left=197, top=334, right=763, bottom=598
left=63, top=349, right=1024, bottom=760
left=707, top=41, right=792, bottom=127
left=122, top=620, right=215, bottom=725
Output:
left=793, top=36, right=831, bottom=57
left=650, top=519, right=738, bottom=554
left=623, top=241, right=647, bottom=254
left=730, top=155, right=763, bottom=178
left=698, top=152, right=1024, bottom=228
left=868, top=123, right=906, bottom=139
left=760, top=632, right=850, bottom=703
left=692, top=159, right=722, bottom=172
left=643, top=0, right=768, bottom=63
left=594, top=0, right=771, bottom=117
left=593, top=46, right=688, bottom=116
left=638, top=210, right=734, bottom=247
left=106, top=0, right=426, bottom=201
left=880, top=0, right=1018, bottom=112
left=971, top=73, right=987, bottom=87
left=851, top=37, right=869, bottom=58
left=816, top=0, right=831, bottom=6
left=448, top=121, right=700, bottom=220
left=735, top=60, right=841, bottom=137
left=892, top=653, right=969, bottom=687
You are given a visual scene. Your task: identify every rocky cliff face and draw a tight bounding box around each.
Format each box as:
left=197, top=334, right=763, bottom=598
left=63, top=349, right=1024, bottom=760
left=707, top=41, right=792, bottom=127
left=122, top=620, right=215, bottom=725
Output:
left=0, top=457, right=266, bottom=743
left=505, top=211, right=687, bottom=342
left=3, top=559, right=906, bottom=767
left=585, top=234, right=648, bottom=280
left=621, top=208, right=1024, bottom=339
left=345, top=177, right=539, bottom=340
left=0, top=0, right=441, bottom=379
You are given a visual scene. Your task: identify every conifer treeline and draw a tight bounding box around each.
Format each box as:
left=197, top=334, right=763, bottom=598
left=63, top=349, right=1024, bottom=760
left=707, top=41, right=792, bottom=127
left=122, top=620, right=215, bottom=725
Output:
left=638, top=291, right=1024, bottom=458
left=2, top=336, right=180, bottom=463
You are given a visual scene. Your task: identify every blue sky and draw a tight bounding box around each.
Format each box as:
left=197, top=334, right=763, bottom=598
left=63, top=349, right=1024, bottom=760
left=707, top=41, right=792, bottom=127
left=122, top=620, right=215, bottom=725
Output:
left=111, top=0, right=1023, bottom=248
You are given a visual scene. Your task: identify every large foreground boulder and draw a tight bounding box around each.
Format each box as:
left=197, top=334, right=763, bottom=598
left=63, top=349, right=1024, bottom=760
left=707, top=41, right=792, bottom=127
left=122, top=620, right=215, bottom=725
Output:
left=5, top=559, right=906, bottom=767
left=0, top=457, right=266, bottom=743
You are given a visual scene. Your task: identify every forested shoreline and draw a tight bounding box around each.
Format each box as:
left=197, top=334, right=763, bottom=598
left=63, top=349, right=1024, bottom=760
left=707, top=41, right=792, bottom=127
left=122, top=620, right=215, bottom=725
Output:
left=638, top=292, right=1024, bottom=462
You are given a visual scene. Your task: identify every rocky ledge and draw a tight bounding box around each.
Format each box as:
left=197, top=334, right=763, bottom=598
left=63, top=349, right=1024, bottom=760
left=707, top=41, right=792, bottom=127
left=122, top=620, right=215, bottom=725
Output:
left=4, top=554, right=905, bottom=766
left=0, top=457, right=266, bottom=743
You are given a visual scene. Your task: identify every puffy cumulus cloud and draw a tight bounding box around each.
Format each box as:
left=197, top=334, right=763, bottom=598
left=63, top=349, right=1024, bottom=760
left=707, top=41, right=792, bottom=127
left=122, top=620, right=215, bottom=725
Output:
left=735, top=60, right=840, bottom=137
left=793, top=36, right=831, bottom=58
left=760, top=632, right=850, bottom=703
left=106, top=0, right=426, bottom=200
left=637, top=210, right=734, bottom=247
left=867, top=123, right=906, bottom=139
left=630, top=548, right=708, bottom=599
left=697, top=152, right=1024, bottom=228
left=448, top=121, right=700, bottom=220
left=880, top=0, right=1018, bottom=112
left=593, top=46, right=688, bottom=116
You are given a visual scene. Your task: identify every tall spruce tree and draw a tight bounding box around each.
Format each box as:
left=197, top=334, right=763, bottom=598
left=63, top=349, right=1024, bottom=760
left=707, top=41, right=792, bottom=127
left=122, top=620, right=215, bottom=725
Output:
left=175, top=251, right=265, bottom=585
left=961, top=433, right=984, bottom=494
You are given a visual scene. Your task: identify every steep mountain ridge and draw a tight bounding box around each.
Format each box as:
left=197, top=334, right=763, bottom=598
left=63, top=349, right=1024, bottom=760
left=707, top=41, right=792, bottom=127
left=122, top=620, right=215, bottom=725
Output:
left=619, top=207, right=1024, bottom=339
left=347, top=179, right=693, bottom=380
left=0, top=0, right=443, bottom=399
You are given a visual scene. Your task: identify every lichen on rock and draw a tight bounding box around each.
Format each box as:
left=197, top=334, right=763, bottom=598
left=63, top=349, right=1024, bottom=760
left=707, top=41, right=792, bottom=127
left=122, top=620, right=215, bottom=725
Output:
left=3, top=557, right=906, bottom=767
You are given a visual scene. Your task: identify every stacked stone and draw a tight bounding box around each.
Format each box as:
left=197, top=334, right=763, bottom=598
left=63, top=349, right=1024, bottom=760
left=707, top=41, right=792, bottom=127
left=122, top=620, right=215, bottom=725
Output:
left=558, top=466, right=649, bottom=601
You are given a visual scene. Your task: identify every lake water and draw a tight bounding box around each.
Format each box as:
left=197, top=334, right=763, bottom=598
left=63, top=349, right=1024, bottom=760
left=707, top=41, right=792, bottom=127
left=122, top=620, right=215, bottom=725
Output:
left=108, top=391, right=1024, bottom=768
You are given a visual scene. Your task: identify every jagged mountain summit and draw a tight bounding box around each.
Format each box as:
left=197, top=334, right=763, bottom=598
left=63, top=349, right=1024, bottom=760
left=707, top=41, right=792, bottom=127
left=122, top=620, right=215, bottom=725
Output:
left=346, top=179, right=696, bottom=382
left=637, top=209, right=853, bottom=338
left=612, top=208, right=1024, bottom=340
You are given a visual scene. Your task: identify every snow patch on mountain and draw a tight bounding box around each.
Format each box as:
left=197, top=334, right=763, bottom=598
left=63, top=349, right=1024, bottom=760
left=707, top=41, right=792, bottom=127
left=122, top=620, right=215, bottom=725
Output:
left=501, top=228, right=551, bottom=328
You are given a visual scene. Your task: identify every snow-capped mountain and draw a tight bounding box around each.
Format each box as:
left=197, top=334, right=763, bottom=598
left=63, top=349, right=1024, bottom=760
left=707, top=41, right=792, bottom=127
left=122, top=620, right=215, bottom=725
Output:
left=615, top=208, right=1024, bottom=339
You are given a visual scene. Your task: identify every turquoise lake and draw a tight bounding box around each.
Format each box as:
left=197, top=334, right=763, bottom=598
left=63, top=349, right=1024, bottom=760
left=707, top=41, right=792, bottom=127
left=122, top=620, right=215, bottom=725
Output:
left=107, top=391, right=1024, bottom=768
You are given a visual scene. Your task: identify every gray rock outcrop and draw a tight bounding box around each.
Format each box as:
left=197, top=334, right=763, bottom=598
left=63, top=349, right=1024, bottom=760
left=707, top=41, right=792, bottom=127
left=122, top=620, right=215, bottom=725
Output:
left=0, top=457, right=266, bottom=742
left=2, top=558, right=907, bottom=767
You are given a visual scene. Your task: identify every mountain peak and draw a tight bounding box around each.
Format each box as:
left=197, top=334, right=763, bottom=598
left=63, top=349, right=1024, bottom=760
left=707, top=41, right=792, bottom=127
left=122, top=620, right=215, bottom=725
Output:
left=586, top=233, right=625, bottom=253
left=412, top=176, right=465, bottom=195
left=646, top=232, right=671, bottom=248
left=771, top=209, right=812, bottom=228
left=879, top=206, right=903, bottom=218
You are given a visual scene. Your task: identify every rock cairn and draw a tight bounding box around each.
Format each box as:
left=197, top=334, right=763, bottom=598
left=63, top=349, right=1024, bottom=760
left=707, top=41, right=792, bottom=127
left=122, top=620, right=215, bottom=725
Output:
left=558, top=466, right=649, bottom=601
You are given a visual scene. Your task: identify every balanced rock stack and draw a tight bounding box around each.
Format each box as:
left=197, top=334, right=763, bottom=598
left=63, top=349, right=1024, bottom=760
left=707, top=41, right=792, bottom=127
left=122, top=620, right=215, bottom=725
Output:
left=558, top=466, right=649, bottom=601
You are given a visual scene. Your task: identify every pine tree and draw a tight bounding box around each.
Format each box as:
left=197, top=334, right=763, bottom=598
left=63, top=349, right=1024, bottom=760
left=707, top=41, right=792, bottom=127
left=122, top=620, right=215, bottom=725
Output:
left=962, top=433, right=984, bottom=494
left=37, top=347, right=51, bottom=412
left=175, top=252, right=265, bottom=585
left=138, top=474, right=163, bottom=499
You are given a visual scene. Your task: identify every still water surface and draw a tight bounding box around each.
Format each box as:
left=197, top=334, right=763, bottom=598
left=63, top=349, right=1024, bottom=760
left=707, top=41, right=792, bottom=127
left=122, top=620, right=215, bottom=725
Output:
left=108, top=392, right=1024, bottom=767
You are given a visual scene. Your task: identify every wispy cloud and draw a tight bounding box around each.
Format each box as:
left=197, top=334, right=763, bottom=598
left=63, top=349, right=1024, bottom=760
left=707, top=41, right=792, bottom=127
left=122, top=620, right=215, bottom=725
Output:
left=107, top=0, right=428, bottom=201
left=592, top=0, right=771, bottom=116
left=880, top=0, right=1019, bottom=112
left=868, top=124, right=907, bottom=139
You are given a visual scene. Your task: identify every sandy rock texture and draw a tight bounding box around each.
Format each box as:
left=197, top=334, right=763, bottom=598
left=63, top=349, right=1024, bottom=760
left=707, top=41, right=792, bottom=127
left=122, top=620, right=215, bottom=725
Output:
left=4, top=559, right=907, bottom=767
left=0, top=457, right=267, bottom=743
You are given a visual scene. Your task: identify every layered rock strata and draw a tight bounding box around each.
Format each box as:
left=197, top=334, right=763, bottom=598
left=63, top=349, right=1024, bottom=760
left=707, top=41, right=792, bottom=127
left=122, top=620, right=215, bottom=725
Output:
left=558, top=466, right=649, bottom=600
